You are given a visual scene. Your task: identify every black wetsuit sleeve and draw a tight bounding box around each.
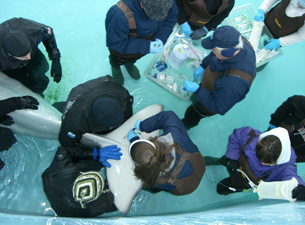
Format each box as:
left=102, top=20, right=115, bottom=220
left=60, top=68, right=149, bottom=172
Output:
left=270, top=95, right=305, bottom=126
left=42, top=27, right=61, bottom=61
left=293, top=185, right=305, bottom=201
left=0, top=98, right=18, bottom=117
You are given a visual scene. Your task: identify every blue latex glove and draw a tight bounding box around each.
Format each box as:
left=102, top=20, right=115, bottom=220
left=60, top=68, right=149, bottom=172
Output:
left=181, top=21, right=192, bottom=37
left=135, top=120, right=142, bottom=131
left=269, top=124, right=277, bottom=130
left=93, top=145, right=122, bottom=168
left=265, top=39, right=280, bottom=50
left=127, top=129, right=139, bottom=142
left=193, top=66, right=205, bottom=81
left=183, top=80, right=200, bottom=93
left=150, top=39, right=163, bottom=53
left=254, top=9, right=265, bottom=22
left=190, top=26, right=208, bottom=40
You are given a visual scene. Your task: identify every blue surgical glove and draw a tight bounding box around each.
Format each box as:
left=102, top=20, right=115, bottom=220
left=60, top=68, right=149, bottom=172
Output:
left=180, top=21, right=192, bottom=37
left=190, top=26, right=208, bottom=40
left=193, top=66, right=205, bottom=81
left=150, top=39, right=163, bottom=53
left=254, top=9, right=265, bottom=22
left=183, top=80, right=200, bottom=93
left=265, top=39, right=280, bottom=50
left=93, top=145, right=122, bottom=168
left=269, top=124, right=277, bottom=130
left=127, top=129, right=139, bottom=142
left=135, top=120, right=142, bottom=131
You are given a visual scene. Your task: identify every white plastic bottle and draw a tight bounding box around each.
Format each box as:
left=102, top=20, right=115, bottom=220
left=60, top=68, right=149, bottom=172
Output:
left=168, top=44, right=190, bottom=69
left=154, top=73, right=174, bottom=84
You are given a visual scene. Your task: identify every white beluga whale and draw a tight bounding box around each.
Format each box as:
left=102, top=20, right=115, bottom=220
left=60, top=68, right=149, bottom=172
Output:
left=0, top=71, right=163, bottom=214
left=0, top=72, right=61, bottom=139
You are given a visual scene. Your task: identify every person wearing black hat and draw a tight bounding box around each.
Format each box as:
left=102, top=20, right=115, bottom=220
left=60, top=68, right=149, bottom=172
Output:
left=175, top=0, right=235, bottom=40
left=42, top=145, right=120, bottom=217
left=58, top=75, right=133, bottom=147
left=105, top=0, right=178, bottom=85
left=0, top=95, right=39, bottom=170
left=0, top=17, right=62, bottom=95
left=181, top=25, right=256, bottom=130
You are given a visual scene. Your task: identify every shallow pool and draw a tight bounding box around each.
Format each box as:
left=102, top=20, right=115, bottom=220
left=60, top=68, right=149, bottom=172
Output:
left=0, top=0, right=305, bottom=224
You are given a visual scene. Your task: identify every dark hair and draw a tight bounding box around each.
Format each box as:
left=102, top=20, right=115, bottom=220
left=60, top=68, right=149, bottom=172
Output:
left=256, top=135, right=282, bottom=164
left=130, top=137, right=175, bottom=187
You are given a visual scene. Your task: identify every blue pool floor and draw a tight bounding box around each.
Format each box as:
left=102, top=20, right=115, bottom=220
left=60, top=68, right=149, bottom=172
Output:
left=0, top=0, right=305, bottom=224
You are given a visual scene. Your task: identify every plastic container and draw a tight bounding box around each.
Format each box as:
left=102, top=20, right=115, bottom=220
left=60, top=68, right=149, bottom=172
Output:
left=168, top=44, right=190, bottom=69
left=154, top=73, right=174, bottom=84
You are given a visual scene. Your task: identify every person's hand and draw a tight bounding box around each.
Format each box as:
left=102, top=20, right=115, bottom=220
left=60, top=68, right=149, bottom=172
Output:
left=13, top=96, right=39, bottom=110
left=127, top=129, right=139, bottom=142
left=269, top=124, right=277, bottom=130
left=93, top=145, right=122, bottom=168
left=226, top=158, right=239, bottom=174
left=183, top=80, right=199, bottom=93
left=190, top=26, right=208, bottom=40
left=265, top=39, right=280, bottom=50
left=254, top=9, right=265, bottom=22
left=51, top=60, right=62, bottom=83
left=193, top=66, right=205, bottom=81
left=150, top=39, right=163, bottom=53
left=135, top=120, right=142, bottom=131
left=180, top=21, right=192, bottom=37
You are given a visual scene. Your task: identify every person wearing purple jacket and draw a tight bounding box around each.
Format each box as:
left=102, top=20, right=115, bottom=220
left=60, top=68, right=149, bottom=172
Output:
left=206, top=126, right=305, bottom=200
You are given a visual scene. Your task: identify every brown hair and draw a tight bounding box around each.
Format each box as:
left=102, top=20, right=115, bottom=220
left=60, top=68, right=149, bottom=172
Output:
left=130, top=137, right=176, bottom=187
left=256, top=135, right=282, bottom=164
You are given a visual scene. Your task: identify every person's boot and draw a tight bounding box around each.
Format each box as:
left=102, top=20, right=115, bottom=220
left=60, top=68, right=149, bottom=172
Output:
left=124, top=61, right=140, bottom=80
left=109, top=56, right=124, bottom=85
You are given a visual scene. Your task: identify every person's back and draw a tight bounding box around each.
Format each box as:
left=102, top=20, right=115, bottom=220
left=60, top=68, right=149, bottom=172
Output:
left=58, top=75, right=133, bottom=147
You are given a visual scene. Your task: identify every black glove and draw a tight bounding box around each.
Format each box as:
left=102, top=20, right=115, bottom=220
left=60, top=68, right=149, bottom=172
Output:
left=13, top=96, right=39, bottom=110
left=0, top=115, right=14, bottom=125
left=225, top=157, right=239, bottom=174
left=292, top=185, right=305, bottom=201
left=190, top=27, right=208, bottom=40
left=0, top=158, right=4, bottom=170
left=51, top=59, right=62, bottom=83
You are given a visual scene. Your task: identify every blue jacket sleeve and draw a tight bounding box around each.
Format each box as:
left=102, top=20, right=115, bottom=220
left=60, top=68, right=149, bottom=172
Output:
left=141, top=111, right=199, bottom=153
left=153, top=3, right=178, bottom=44
left=225, top=127, right=260, bottom=160
left=105, top=6, right=151, bottom=55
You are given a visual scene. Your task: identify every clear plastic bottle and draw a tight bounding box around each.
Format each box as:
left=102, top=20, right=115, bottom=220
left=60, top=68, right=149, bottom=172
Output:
left=154, top=73, right=174, bottom=84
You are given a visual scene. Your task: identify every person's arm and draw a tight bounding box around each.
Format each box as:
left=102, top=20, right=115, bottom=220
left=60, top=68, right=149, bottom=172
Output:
left=0, top=96, right=39, bottom=117
left=270, top=95, right=305, bottom=126
left=153, top=3, right=178, bottom=44
left=279, top=24, right=305, bottom=46
left=58, top=123, right=83, bottom=147
left=105, top=6, right=151, bottom=55
left=259, top=0, right=279, bottom=13
left=140, top=111, right=178, bottom=133
left=204, top=0, right=235, bottom=31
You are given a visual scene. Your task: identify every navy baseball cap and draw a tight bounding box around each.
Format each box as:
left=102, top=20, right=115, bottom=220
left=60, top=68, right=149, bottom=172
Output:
left=201, top=26, right=241, bottom=49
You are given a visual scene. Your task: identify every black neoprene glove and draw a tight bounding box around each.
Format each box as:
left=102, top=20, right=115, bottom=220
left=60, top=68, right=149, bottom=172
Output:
left=292, top=185, right=305, bottom=201
left=0, top=158, right=4, bottom=170
left=13, top=96, right=39, bottom=110
left=225, top=157, right=239, bottom=174
left=51, top=59, right=62, bottom=83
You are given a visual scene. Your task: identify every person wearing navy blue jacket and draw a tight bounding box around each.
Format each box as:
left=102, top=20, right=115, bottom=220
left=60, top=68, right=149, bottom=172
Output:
left=127, top=110, right=205, bottom=195
left=105, top=0, right=178, bottom=85
left=182, top=26, right=256, bottom=130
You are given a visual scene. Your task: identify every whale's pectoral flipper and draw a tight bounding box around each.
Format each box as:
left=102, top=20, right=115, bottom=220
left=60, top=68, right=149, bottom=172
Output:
left=81, top=104, right=164, bottom=214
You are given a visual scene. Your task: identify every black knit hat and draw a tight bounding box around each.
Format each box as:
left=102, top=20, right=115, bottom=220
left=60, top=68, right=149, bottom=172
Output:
left=91, top=97, right=124, bottom=129
left=141, top=0, right=173, bottom=21
left=2, top=31, right=31, bottom=57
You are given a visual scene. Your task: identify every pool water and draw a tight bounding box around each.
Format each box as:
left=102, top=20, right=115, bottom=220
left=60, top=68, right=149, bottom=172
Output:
left=0, top=0, right=305, bottom=223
